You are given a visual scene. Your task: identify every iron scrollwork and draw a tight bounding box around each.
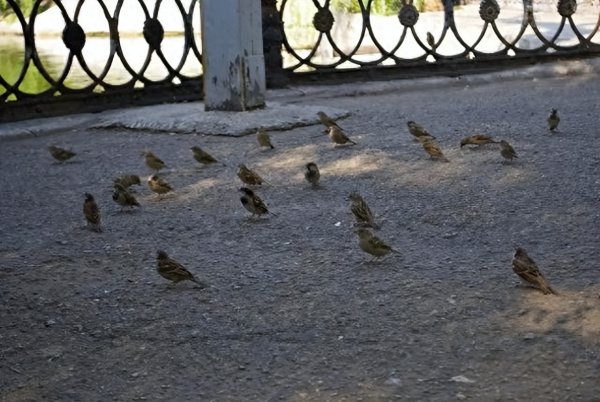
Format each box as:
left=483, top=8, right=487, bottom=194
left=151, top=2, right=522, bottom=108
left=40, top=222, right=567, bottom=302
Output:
left=0, top=0, right=202, bottom=120
left=279, top=0, right=600, bottom=75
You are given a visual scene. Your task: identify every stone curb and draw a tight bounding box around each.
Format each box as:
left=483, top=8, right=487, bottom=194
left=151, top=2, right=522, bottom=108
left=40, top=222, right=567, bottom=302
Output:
left=1, top=58, right=599, bottom=142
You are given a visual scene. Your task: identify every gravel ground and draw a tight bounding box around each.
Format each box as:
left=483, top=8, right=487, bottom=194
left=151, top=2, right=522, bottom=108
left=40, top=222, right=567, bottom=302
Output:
left=1, top=74, right=600, bottom=401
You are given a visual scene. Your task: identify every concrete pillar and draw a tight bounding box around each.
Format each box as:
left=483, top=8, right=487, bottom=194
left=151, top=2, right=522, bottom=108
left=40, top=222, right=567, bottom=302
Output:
left=201, top=0, right=266, bottom=111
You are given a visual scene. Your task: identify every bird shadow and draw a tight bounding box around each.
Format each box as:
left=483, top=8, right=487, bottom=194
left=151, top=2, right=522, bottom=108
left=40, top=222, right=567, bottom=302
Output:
left=52, top=160, right=81, bottom=165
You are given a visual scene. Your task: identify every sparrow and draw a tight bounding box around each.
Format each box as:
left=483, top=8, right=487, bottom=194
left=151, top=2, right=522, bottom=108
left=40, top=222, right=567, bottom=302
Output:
left=48, top=145, right=76, bottom=162
left=156, top=250, right=204, bottom=286
left=83, top=193, right=101, bottom=231
left=512, top=247, right=556, bottom=295
left=143, top=151, right=166, bottom=172
left=238, top=164, right=265, bottom=185
left=421, top=138, right=449, bottom=162
left=348, top=192, right=379, bottom=229
left=112, top=183, right=140, bottom=209
left=460, top=134, right=497, bottom=148
left=148, top=175, right=173, bottom=197
left=356, top=228, right=398, bottom=261
left=317, top=111, right=342, bottom=130
left=239, top=187, right=274, bottom=217
left=407, top=121, right=436, bottom=141
left=256, top=128, right=274, bottom=149
left=499, top=140, right=517, bottom=161
left=304, top=162, right=320, bottom=187
left=328, top=126, right=356, bottom=146
left=114, top=174, right=141, bottom=189
left=191, top=146, right=219, bottom=165
left=547, top=108, right=560, bottom=131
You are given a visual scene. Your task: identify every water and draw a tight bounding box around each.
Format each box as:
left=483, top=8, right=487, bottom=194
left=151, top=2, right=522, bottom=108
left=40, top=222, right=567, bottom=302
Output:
left=0, top=34, right=203, bottom=99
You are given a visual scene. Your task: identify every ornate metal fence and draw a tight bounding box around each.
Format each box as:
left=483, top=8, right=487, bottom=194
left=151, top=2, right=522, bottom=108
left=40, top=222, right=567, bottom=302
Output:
left=1, top=0, right=599, bottom=122
left=0, top=0, right=202, bottom=121
left=278, top=0, right=600, bottom=80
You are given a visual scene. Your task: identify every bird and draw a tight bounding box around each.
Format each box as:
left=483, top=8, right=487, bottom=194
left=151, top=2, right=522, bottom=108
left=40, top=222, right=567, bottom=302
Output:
left=256, top=128, right=274, bottom=149
left=191, top=146, right=219, bottom=166
left=356, top=228, right=398, bottom=261
left=317, top=111, right=342, bottom=130
left=348, top=192, right=379, bottom=229
left=407, top=121, right=435, bottom=141
left=48, top=145, right=76, bottom=162
left=304, top=162, right=320, bottom=188
left=328, top=126, right=356, bottom=146
left=156, top=250, right=204, bottom=286
left=512, top=247, right=556, bottom=295
left=547, top=108, right=560, bottom=131
left=499, top=140, right=517, bottom=161
left=143, top=151, right=166, bottom=172
left=460, top=134, right=498, bottom=148
left=112, top=183, right=140, bottom=210
left=421, top=138, right=449, bottom=162
left=83, top=193, right=101, bottom=232
left=237, top=164, right=265, bottom=185
left=239, top=187, right=274, bottom=217
left=148, top=175, right=173, bottom=197
left=113, top=174, right=141, bottom=189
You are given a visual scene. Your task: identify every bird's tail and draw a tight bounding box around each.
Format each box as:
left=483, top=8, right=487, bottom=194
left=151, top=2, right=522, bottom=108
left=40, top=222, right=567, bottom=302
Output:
left=541, top=282, right=557, bottom=295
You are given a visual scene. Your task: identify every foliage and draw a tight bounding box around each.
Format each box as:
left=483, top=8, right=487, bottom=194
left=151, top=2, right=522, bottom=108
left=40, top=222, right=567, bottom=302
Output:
left=330, top=0, right=401, bottom=16
left=0, top=0, right=52, bottom=21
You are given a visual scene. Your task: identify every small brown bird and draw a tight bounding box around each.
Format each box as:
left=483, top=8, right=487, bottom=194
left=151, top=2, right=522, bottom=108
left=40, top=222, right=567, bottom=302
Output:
left=547, top=108, right=560, bottom=131
left=356, top=228, right=398, bottom=261
left=191, top=146, right=219, bottom=165
left=421, top=138, right=449, bottom=162
left=48, top=145, right=76, bottom=162
left=238, top=164, right=265, bottom=185
left=328, top=126, right=356, bottom=146
left=348, top=192, right=379, bottom=229
left=499, top=140, right=517, bottom=161
left=317, top=111, right=341, bottom=130
left=512, top=247, right=556, bottom=295
left=112, top=183, right=140, bottom=210
left=304, top=162, right=321, bottom=187
left=256, top=128, right=274, bottom=149
left=156, top=250, right=204, bottom=286
left=239, top=187, right=274, bottom=217
left=83, top=193, right=101, bottom=232
left=143, top=151, right=166, bottom=172
left=148, top=175, right=173, bottom=197
left=460, top=134, right=498, bottom=148
left=114, top=174, right=141, bottom=189
left=407, top=121, right=436, bottom=141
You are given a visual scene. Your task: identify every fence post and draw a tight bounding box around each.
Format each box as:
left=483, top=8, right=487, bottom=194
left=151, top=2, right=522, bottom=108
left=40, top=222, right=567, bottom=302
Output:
left=200, top=0, right=266, bottom=111
left=261, top=0, right=288, bottom=88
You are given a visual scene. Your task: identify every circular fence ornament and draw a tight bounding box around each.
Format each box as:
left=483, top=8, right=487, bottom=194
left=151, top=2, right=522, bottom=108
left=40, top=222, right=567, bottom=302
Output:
left=313, top=8, right=334, bottom=33
left=398, top=4, right=419, bottom=27
left=557, top=0, right=577, bottom=17
left=143, top=18, right=165, bottom=50
left=62, top=22, right=86, bottom=53
left=479, top=0, right=500, bottom=22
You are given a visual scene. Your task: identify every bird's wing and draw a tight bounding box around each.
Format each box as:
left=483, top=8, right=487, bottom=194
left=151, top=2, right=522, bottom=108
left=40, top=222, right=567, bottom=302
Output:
left=369, top=236, right=391, bottom=251
left=252, top=196, right=269, bottom=213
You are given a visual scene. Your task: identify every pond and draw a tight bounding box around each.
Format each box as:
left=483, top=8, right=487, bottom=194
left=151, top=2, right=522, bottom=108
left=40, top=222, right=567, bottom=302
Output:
left=0, top=34, right=203, bottom=99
